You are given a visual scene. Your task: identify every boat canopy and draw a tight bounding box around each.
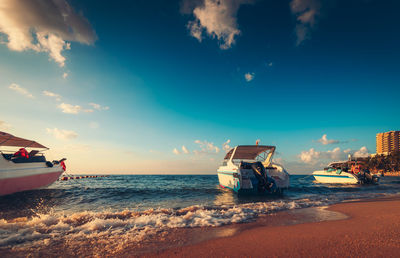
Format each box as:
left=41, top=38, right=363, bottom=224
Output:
left=0, top=131, right=47, bottom=149
left=224, top=145, right=275, bottom=160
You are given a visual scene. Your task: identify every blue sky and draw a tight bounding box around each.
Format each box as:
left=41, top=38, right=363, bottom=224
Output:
left=0, top=0, right=399, bottom=174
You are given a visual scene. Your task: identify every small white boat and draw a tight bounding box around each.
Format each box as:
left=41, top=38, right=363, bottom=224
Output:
left=217, top=145, right=289, bottom=194
left=313, top=163, right=379, bottom=184
left=312, top=169, right=359, bottom=184
left=0, top=131, right=66, bottom=196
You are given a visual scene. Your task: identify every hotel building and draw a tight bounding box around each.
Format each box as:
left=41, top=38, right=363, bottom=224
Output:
left=376, top=131, right=400, bottom=155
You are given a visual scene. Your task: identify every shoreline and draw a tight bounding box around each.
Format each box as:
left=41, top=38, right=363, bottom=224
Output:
left=148, top=196, right=400, bottom=257
left=382, top=172, right=400, bottom=176
left=2, top=196, right=400, bottom=257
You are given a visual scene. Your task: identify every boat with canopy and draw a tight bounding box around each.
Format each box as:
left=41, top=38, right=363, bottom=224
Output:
left=0, top=131, right=66, bottom=196
left=217, top=145, right=290, bottom=194
left=312, top=160, right=379, bottom=184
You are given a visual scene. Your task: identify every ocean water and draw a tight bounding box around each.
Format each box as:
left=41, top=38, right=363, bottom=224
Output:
left=1, top=175, right=400, bottom=249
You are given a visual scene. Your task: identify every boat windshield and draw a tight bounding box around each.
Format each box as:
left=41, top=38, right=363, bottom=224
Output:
left=224, top=145, right=275, bottom=164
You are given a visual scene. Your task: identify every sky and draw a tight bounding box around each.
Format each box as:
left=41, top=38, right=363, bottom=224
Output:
left=0, top=0, right=399, bottom=174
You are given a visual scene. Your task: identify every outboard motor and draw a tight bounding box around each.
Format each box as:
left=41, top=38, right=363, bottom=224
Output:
left=250, top=162, right=267, bottom=192
left=358, top=169, right=379, bottom=184
left=249, top=162, right=276, bottom=192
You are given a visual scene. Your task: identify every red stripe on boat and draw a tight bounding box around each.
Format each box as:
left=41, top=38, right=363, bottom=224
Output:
left=0, top=171, right=63, bottom=196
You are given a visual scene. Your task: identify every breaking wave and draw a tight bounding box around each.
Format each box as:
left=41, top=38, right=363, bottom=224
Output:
left=0, top=198, right=326, bottom=248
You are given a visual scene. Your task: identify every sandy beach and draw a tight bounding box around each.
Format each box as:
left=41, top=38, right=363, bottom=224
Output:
left=149, top=198, right=400, bottom=258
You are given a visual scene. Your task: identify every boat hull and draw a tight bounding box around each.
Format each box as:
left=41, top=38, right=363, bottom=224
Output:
left=0, top=170, right=63, bottom=196
left=312, top=171, right=359, bottom=184
left=217, top=166, right=289, bottom=194
left=217, top=170, right=241, bottom=192
left=0, top=156, right=64, bottom=196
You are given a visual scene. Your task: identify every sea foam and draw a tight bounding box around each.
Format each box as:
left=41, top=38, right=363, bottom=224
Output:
left=0, top=198, right=327, bottom=248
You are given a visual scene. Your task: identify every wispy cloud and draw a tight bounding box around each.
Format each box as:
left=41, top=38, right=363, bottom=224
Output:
left=244, top=72, right=255, bottom=82
left=63, top=72, right=68, bottom=79
left=194, top=139, right=220, bottom=154
left=58, top=103, right=82, bottom=114
left=173, top=145, right=190, bottom=155
left=173, top=148, right=180, bottom=155
left=46, top=128, right=78, bottom=140
left=57, top=102, right=106, bottom=114
left=182, top=145, right=189, bottom=154
left=0, top=120, right=12, bottom=131
left=222, top=139, right=231, bottom=153
left=317, top=134, right=339, bottom=145
left=289, top=0, right=321, bottom=46
left=43, top=90, right=61, bottom=101
left=0, top=0, right=97, bottom=67
left=89, top=102, right=110, bottom=111
left=8, top=83, right=34, bottom=98
left=316, top=134, right=353, bottom=145
left=185, top=0, right=253, bottom=49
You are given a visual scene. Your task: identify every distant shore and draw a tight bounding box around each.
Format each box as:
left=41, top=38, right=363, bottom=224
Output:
left=383, top=171, right=400, bottom=176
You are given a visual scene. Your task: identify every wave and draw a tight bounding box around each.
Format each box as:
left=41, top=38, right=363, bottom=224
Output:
left=0, top=198, right=329, bottom=248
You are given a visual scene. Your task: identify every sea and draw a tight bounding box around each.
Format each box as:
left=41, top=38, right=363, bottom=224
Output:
left=1, top=174, right=400, bottom=251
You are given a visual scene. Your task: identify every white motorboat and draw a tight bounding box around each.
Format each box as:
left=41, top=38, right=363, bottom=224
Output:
left=313, top=162, right=379, bottom=184
left=217, top=145, right=290, bottom=194
left=0, top=131, right=66, bottom=196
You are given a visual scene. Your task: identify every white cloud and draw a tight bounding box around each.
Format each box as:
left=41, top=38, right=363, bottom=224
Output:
left=182, top=145, right=189, bottom=154
left=43, top=90, right=61, bottom=101
left=186, top=0, right=253, bottom=49
left=353, top=146, right=369, bottom=158
left=173, top=148, right=180, bottom=155
left=63, top=73, right=68, bottom=79
left=325, top=147, right=343, bottom=160
left=8, top=83, right=34, bottom=98
left=244, top=72, right=255, bottom=82
left=222, top=139, right=231, bottom=153
left=299, top=147, right=344, bottom=164
left=0, top=120, right=12, bottom=131
left=0, top=0, right=96, bottom=67
left=194, top=139, right=220, bottom=154
left=299, top=148, right=320, bottom=163
left=57, top=102, right=96, bottom=114
left=46, top=128, right=78, bottom=140
left=300, top=146, right=371, bottom=164
left=89, top=102, right=110, bottom=111
left=289, top=0, right=321, bottom=45
left=317, top=134, right=339, bottom=145
left=57, top=103, right=82, bottom=114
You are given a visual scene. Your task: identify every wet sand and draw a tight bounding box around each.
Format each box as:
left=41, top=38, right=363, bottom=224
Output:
left=149, top=197, right=400, bottom=257
left=2, top=197, right=400, bottom=257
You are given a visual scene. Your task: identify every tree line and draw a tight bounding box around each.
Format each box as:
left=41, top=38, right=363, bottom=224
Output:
left=364, top=151, right=400, bottom=173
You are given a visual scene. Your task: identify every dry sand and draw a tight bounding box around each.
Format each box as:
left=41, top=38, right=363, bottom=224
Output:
left=148, top=198, right=400, bottom=258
